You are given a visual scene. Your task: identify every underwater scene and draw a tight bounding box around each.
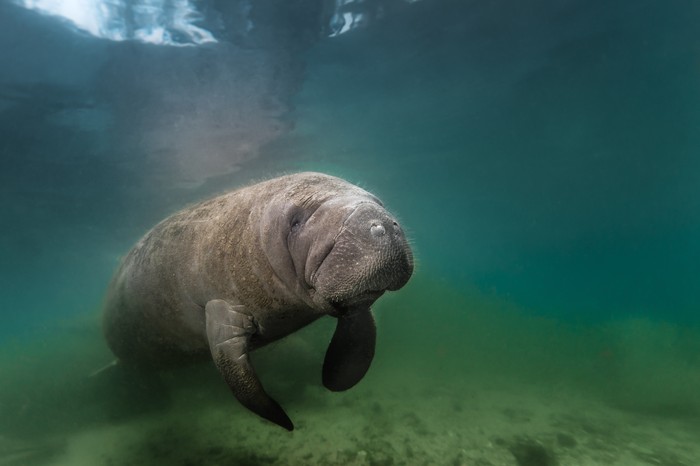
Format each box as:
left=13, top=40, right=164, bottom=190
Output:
left=1, top=0, right=699, bottom=464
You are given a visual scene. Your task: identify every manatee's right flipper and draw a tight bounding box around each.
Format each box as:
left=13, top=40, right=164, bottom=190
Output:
left=322, top=306, right=376, bottom=392
left=205, top=299, right=294, bottom=431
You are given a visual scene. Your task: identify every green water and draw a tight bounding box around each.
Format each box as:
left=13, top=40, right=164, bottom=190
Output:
left=1, top=0, right=699, bottom=465
left=2, top=276, right=700, bottom=464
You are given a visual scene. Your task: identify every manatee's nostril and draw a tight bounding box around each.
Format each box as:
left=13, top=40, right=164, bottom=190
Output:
left=370, top=223, right=386, bottom=237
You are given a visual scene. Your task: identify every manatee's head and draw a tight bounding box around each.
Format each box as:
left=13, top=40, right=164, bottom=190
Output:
left=305, top=198, right=414, bottom=312
left=262, top=173, right=414, bottom=314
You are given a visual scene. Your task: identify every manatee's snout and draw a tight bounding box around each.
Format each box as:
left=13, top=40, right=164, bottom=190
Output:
left=312, top=202, right=414, bottom=308
left=348, top=203, right=414, bottom=291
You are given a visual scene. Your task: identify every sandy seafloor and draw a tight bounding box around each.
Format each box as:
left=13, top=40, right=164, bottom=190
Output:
left=2, top=275, right=699, bottom=466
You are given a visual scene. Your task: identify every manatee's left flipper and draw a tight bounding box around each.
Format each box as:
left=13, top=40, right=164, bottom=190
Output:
left=322, top=307, right=377, bottom=392
left=205, top=299, right=294, bottom=431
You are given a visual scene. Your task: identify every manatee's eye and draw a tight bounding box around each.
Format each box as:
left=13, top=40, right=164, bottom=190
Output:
left=289, top=205, right=313, bottom=234
left=290, top=217, right=302, bottom=233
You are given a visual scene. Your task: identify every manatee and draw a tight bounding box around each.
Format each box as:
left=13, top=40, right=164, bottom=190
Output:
left=103, top=172, right=414, bottom=430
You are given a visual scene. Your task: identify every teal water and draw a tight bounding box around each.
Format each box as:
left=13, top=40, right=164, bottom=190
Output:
left=1, top=1, right=699, bottom=465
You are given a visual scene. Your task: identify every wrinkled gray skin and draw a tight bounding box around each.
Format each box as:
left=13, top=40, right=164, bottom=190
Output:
left=103, top=172, right=414, bottom=431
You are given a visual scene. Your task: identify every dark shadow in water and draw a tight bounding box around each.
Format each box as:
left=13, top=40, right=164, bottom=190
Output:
left=90, top=364, right=172, bottom=423
left=0, top=320, right=172, bottom=440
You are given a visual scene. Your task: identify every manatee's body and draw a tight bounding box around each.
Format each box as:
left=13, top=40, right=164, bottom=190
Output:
left=103, top=172, right=413, bottom=430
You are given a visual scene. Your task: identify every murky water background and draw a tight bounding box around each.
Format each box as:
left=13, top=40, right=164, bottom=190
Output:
left=1, top=1, right=699, bottom=464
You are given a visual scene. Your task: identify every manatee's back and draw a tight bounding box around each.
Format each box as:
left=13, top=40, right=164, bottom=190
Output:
left=103, top=224, right=203, bottom=366
left=102, top=191, right=254, bottom=367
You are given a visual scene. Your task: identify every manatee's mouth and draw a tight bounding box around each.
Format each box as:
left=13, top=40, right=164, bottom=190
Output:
left=343, top=289, right=385, bottom=306
left=310, top=243, right=386, bottom=316
left=328, top=290, right=385, bottom=316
